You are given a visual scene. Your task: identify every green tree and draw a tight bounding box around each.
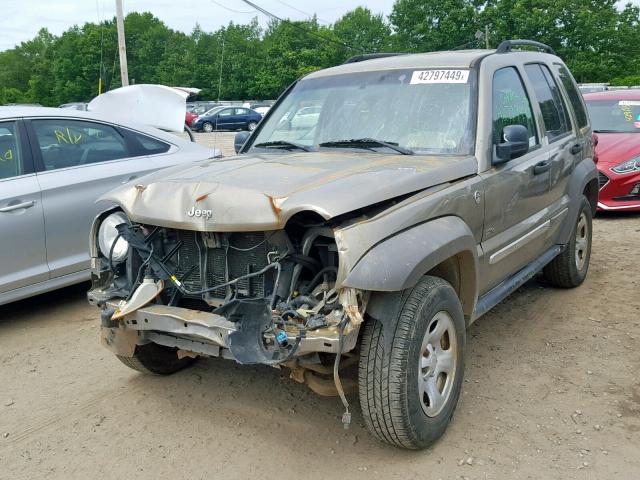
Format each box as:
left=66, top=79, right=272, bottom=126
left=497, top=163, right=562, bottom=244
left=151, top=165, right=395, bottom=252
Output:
left=389, top=0, right=481, bottom=52
left=333, top=7, right=392, bottom=54
left=482, top=0, right=640, bottom=82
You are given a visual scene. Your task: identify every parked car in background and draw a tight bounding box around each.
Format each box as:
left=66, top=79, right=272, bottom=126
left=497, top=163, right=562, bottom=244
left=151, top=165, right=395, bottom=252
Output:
left=59, top=102, right=88, bottom=111
left=0, top=106, right=218, bottom=305
left=579, top=83, right=609, bottom=94
left=192, top=106, right=262, bottom=132
left=288, top=105, right=321, bottom=130
left=186, top=103, right=222, bottom=127
left=249, top=103, right=272, bottom=116
left=584, top=89, right=640, bottom=211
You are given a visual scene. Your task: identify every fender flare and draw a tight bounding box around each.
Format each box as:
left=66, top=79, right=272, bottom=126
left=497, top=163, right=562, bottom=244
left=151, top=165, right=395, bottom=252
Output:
left=342, top=215, right=479, bottom=317
left=557, top=159, right=598, bottom=245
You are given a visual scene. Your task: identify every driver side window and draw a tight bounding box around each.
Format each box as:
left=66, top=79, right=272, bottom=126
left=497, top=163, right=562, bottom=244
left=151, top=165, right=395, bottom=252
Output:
left=493, top=67, right=538, bottom=148
left=32, top=119, right=128, bottom=171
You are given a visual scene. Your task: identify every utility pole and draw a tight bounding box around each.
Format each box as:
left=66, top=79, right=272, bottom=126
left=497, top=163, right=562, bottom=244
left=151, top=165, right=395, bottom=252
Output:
left=115, top=0, right=129, bottom=87
left=485, top=25, right=490, bottom=49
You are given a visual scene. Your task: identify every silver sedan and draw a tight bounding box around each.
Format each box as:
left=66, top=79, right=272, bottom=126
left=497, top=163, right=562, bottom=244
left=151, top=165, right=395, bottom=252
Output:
left=0, top=106, right=215, bottom=305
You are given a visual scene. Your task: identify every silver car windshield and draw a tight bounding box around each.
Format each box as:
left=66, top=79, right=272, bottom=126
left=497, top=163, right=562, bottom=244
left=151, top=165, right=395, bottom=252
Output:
left=250, top=68, right=476, bottom=155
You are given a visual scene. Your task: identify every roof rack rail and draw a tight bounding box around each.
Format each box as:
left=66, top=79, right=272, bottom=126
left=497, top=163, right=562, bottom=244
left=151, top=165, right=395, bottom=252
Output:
left=343, top=53, right=404, bottom=64
left=496, top=40, right=556, bottom=55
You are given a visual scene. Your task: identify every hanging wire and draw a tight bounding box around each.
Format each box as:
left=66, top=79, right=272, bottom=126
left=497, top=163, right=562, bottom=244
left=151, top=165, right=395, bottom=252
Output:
left=273, top=0, right=331, bottom=25
left=239, top=0, right=361, bottom=52
left=210, top=0, right=255, bottom=14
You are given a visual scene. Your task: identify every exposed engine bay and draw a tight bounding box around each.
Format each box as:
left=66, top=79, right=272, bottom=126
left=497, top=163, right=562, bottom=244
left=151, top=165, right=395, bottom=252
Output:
left=89, top=211, right=365, bottom=409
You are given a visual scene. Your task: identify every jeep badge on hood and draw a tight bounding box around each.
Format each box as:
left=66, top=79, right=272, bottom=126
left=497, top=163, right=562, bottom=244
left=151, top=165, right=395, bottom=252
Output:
left=187, top=207, right=213, bottom=220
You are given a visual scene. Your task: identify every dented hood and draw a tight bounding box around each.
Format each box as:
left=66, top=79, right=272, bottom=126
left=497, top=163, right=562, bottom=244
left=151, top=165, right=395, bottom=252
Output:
left=100, top=152, right=477, bottom=231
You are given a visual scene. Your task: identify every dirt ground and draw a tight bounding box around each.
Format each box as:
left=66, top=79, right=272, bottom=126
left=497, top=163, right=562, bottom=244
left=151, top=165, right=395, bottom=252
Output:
left=1, top=137, right=639, bottom=479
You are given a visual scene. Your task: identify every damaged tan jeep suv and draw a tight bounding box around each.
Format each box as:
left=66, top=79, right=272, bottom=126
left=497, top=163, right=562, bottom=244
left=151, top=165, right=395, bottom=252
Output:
left=89, top=41, right=598, bottom=449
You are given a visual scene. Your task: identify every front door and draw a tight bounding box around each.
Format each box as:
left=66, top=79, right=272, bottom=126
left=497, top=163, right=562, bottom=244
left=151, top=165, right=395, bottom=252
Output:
left=0, top=120, right=48, bottom=294
left=479, top=66, right=552, bottom=293
left=28, top=118, right=151, bottom=278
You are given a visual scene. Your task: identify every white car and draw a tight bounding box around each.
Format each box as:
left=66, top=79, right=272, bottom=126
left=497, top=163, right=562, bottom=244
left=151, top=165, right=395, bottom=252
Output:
left=0, top=105, right=217, bottom=305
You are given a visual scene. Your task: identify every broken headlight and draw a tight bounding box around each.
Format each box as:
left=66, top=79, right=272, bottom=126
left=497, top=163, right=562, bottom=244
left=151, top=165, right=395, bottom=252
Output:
left=98, top=211, right=130, bottom=263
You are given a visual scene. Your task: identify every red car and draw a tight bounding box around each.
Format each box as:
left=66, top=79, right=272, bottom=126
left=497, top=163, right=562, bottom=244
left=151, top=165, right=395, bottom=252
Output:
left=584, top=90, right=640, bottom=211
left=185, top=110, right=198, bottom=127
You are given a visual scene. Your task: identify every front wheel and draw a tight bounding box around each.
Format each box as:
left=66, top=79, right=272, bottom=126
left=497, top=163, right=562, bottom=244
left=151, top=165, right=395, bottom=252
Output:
left=543, top=196, right=592, bottom=288
left=247, top=121, right=257, bottom=131
left=117, top=343, right=196, bottom=375
left=202, top=122, right=214, bottom=133
left=358, top=276, right=466, bottom=449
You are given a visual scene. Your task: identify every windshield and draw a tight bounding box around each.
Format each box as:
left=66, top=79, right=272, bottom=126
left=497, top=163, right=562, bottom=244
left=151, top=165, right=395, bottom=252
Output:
left=586, top=99, right=640, bottom=133
left=250, top=68, right=476, bottom=155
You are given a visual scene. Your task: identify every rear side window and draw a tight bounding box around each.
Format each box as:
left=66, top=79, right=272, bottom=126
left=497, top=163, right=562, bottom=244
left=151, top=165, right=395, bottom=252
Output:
left=0, top=121, right=23, bottom=180
left=524, top=64, right=572, bottom=142
left=554, top=64, right=589, bottom=128
left=129, top=131, right=171, bottom=155
left=493, top=67, right=538, bottom=147
left=32, top=119, right=128, bottom=171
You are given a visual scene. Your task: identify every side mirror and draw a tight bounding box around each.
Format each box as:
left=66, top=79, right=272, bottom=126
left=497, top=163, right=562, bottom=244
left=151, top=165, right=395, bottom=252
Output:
left=592, top=133, right=599, bottom=163
left=234, top=131, right=251, bottom=154
left=495, top=124, right=530, bottom=163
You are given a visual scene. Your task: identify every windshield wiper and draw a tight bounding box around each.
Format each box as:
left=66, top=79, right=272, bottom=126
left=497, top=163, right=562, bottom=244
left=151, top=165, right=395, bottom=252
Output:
left=253, top=140, right=312, bottom=151
left=318, top=138, right=413, bottom=155
left=593, top=129, right=625, bottom=133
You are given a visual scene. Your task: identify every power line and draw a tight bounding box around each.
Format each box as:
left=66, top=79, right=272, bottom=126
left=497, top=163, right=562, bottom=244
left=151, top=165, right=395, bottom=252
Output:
left=210, top=0, right=255, bottom=15
left=272, top=0, right=330, bottom=24
left=239, top=0, right=361, bottom=52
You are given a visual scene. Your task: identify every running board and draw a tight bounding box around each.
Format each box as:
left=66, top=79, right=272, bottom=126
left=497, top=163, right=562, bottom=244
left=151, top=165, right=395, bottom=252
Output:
left=472, top=245, right=562, bottom=321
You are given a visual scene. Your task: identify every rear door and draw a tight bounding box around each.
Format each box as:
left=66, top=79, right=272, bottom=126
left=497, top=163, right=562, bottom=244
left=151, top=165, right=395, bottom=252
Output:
left=27, top=118, right=169, bottom=278
left=479, top=66, right=552, bottom=292
left=0, top=119, right=48, bottom=294
left=235, top=108, right=250, bottom=128
left=523, top=62, right=577, bottom=239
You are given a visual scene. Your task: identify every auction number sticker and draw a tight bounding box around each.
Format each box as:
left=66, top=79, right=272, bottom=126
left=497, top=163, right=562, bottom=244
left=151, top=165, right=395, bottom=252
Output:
left=410, top=69, right=469, bottom=84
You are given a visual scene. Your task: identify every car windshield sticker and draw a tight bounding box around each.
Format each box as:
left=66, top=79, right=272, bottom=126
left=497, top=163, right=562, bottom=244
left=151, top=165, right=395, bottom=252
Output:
left=619, top=100, right=640, bottom=106
left=410, top=69, right=469, bottom=84
left=1, top=149, right=12, bottom=162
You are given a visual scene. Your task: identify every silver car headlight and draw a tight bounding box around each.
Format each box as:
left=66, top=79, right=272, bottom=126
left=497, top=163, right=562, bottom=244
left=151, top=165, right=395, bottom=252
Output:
left=611, top=156, right=640, bottom=174
left=98, top=212, right=129, bottom=263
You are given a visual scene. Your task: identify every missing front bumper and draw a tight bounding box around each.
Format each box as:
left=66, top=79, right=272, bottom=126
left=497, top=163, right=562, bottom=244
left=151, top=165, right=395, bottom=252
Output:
left=100, top=302, right=360, bottom=364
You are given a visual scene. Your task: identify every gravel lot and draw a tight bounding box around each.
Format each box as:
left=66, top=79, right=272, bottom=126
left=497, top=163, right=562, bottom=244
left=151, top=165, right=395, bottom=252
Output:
left=0, top=135, right=639, bottom=479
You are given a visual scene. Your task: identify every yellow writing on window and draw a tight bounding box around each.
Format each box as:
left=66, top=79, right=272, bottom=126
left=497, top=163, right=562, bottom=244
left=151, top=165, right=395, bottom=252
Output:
left=0, top=149, right=13, bottom=162
left=54, top=128, right=82, bottom=144
left=621, top=105, right=633, bottom=122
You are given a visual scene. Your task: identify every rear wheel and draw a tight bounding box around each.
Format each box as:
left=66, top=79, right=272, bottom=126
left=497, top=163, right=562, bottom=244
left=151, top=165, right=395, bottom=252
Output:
left=543, top=196, right=592, bottom=288
left=358, top=276, right=466, bottom=449
left=117, top=343, right=196, bottom=375
left=202, top=122, right=213, bottom=133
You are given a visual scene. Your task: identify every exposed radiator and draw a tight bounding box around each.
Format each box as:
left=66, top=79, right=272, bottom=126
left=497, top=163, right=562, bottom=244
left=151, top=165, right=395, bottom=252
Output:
left=174, top=230, right=268, bottom=300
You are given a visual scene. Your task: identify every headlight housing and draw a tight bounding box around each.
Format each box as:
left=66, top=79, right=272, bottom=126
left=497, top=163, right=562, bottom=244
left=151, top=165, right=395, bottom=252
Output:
left=611, top=156, right=640, bottom=174
left=98, top=212, right=129, bottom=263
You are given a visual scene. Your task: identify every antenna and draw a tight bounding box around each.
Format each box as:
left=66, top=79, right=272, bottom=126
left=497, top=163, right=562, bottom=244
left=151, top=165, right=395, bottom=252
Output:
left=213, top=34, right=225, bottom=154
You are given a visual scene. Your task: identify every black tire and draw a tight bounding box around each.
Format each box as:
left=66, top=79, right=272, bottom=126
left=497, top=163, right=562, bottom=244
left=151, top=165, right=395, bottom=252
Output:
left=358, top=276, right=466, bottom=449
left=543, top=196, right=592, bottom=288
left=202, top=122, right=214, bottom=133
left=117, top=343, right=196, bottom=375
left=247, top=121, right=257, bottom=131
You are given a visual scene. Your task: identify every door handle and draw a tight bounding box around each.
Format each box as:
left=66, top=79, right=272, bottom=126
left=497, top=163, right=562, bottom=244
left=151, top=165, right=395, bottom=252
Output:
left=0, top=200, right=36, bottom=212
left=533, top=160, right=551, bottom=175
left=570, top=144, right=583, bottom=155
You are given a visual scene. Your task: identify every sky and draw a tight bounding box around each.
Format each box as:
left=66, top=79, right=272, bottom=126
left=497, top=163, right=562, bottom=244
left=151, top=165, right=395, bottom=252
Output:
left=0, top=0, right=395, bottom=51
